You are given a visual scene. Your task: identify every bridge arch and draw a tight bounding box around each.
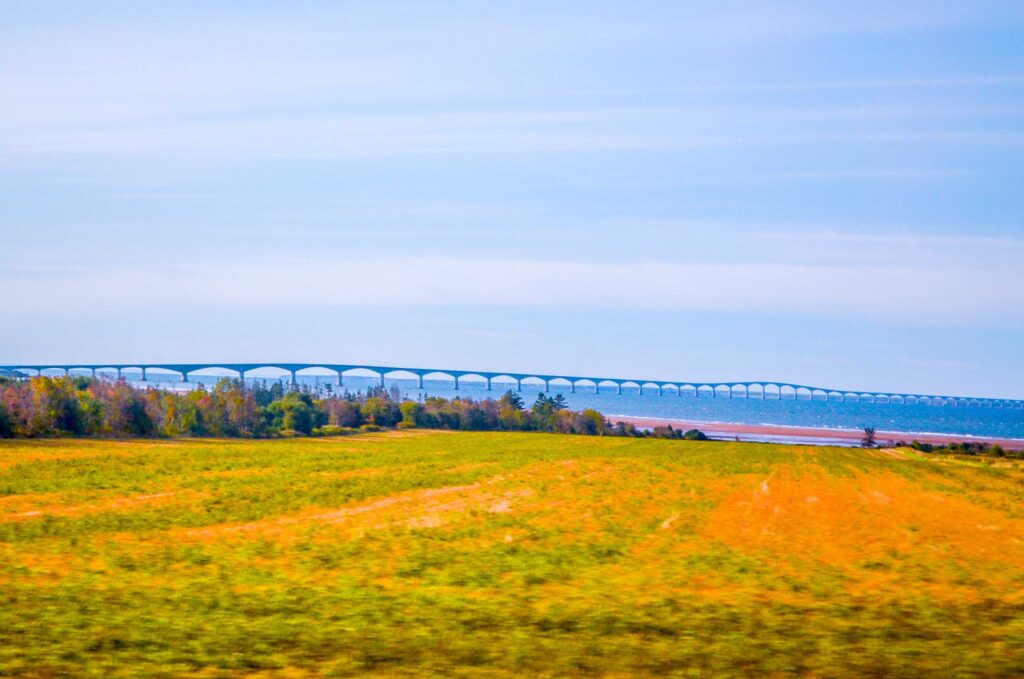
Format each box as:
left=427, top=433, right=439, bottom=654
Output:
left=451, top=372, right=491, bottom=391
left=138, top=366, right=185, bottom=383
left=293, top=366, right=342, bottom=388
left=337, top=366, right=387, bottom=389
left=638, top=381, right=661, bottom=396
left=182, top=365, right=247, bottom=384
left=545, top=376, right=573, bottom=394
left=614, top=380, right=637, bottom=396
left=675, top=384, right=696, bottom=397
left=517, top=376, right=547, bottom=392
left=375, top=369, right=419, bottom=390
left=727, top=384, right=747, bottom=399
left=573, top=378, right=598, bottom=394
left=485, top=374, right=519, bottom=392
left=708, top=384, right=727, bottom=398
left=412, top=370, right=455, bottom=390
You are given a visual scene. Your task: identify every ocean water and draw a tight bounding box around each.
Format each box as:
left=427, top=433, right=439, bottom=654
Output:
left=133, top=373, right=1024, bottom=440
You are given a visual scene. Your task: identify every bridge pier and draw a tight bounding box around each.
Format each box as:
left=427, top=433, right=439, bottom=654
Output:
left=454, top=376, right=459, bottom=390
left=617, top=383, right=622, bottom=395
left=486, top=377, right=492, bottom=391
left=570, top=382, right=575, bottom=393
left=290, top=371, right=297, bottom=386
left=418, top=374, right=424, bottom=389
left=544, top=380, right=549, bottom=393
left=180, top=370, right=188, bottom=383
left=658, top=385, right=663, bottom=396
left=516, top=378, right=522, bottom=392
left=141, top=368, right=147, bottom=382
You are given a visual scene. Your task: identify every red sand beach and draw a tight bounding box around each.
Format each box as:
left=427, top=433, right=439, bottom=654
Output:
left=609, top=416, right=1024, bottom=451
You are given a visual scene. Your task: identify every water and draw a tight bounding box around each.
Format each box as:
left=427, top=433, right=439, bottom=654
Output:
left=130, top=373, right=1024, bottom=440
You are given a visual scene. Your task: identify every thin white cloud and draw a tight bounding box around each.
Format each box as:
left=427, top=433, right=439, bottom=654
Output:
left=1, top=257, right=1020, bottom=326
left=759, top=231, right=1024, bottom=250
left=756, top=169, right=967, bottom=181
left=6, top=105, right=1023, bottom=158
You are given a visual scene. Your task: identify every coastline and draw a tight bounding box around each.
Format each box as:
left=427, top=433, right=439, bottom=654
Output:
left=608, top=416, right=1024, bottom=450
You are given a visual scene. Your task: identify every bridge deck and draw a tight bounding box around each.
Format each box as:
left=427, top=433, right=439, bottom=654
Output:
left=1, top=363, right=1020, bottom=408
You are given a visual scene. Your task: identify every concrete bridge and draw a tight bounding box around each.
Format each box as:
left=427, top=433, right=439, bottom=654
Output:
left=1, top=362, right=1022, bottom=409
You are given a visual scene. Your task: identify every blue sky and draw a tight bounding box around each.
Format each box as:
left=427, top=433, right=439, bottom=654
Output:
left=2, top=1, right=1023, bottom=396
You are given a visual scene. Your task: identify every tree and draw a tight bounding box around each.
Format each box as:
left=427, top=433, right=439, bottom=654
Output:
left=0, top=402, right=12, bottom=438
left=576, top=409, right=606, bottom=435
left=265, top=392, right=317, bottom=435
left=499, top=391, right=524, bottom=411
left=861, top=427, right=877, bottom=448
left=400, top=401, right=425, bottom=427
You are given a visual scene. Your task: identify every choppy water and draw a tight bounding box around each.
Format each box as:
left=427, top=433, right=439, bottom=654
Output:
left=133, top=373, right=1024, bottom=440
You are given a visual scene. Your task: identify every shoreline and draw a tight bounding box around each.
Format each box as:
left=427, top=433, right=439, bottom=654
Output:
left=608, top=416, right=1024, bottom=450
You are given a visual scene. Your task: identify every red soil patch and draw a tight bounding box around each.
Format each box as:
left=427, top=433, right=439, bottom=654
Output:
left=611, top=417, right=1024, bottom=450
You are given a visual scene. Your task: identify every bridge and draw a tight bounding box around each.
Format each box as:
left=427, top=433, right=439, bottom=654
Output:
left=2, top=362, right=1022, bottom=409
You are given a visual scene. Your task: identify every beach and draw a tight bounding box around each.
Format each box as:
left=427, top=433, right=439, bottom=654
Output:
left=609, top=416, right=1024, bottom=451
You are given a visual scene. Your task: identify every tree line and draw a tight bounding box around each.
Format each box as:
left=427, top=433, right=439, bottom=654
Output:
left=0, top=376, right=709, bottom=441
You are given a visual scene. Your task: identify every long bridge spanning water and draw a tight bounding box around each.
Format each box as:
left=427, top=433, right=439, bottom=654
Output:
left=2, top=362, right=1022, bottom=409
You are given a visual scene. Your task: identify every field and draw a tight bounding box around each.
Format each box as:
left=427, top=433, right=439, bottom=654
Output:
left=2, top=433, right=1024, bottom=677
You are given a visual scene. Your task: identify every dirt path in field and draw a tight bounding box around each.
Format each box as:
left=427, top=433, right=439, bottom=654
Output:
left=3, top=490, right=207, bottom=522
left=180, top=478, right=531, bottom=542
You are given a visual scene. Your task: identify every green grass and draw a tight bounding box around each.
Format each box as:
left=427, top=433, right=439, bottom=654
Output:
left=2, top=432, right=1024, bottom=677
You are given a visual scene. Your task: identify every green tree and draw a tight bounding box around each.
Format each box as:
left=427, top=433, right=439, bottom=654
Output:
left=0, top=402, right=12, bottom=438
left=400, top=401, right=425, bottom=427
left=576, top=409, right=606, bottom=435
left=499, top=391, right=524, bottom=411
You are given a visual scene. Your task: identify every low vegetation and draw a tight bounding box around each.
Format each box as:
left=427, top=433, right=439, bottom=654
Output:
left=1, top=433, right=1024, bottom=676
left=0, top=376, right=706, bottom=441
left=899, top=439, right=1018, bottom=458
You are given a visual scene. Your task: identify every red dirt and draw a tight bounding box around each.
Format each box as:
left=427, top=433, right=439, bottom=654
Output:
left=610, top=417, right=1024, bottom=450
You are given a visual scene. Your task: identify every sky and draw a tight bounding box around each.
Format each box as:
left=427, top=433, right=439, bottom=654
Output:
left=2, top=1, right=1023, bottom=397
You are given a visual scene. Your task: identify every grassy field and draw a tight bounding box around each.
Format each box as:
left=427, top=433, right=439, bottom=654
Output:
left=2, top=432, right=1024, bottom=677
